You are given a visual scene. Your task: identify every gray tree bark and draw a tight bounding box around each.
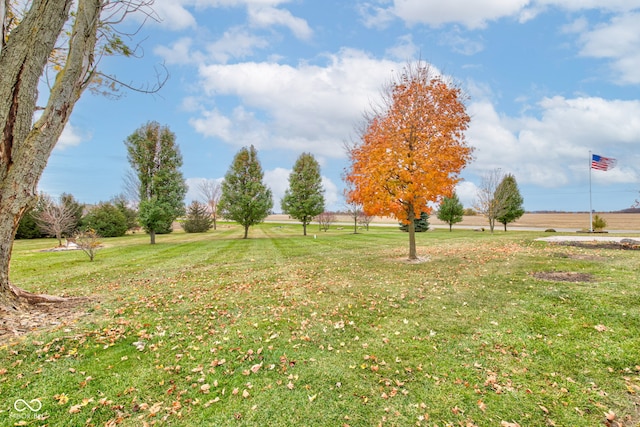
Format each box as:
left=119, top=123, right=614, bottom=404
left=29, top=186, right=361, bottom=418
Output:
left=0, top=0, right=102, bottom=309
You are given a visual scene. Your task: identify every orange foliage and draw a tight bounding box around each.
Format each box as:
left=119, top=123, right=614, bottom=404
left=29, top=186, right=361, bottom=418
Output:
left=346, top=63, right=473, bottom=224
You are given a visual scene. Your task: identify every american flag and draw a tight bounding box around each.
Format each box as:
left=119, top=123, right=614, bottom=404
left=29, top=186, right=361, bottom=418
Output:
left=591, top=154, right=617, bottom=171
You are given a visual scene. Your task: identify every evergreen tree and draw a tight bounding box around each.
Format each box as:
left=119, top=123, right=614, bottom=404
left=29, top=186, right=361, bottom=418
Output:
left=60, top=193, right=84, bottom=234
left=182, top=201, right=214, bottom=233
left=281, top=153, right=325, bottom=236
left=81, top=203, right=128, bottom=237
left=400, top=212, right=429, bottom=232
left=437, top=193, right=465, bottom=231
left=125, top=122, right=187, bottom=244
left=495, top=174, right=525, bottom=231
left=219, top=146, right=273, bottom=239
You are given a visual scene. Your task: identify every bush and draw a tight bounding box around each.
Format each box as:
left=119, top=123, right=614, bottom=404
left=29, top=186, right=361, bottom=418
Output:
left=81, top=203, right=129, bottom=237
left=400, top=212, right=429, bottom=232
left=463, top=208, right=477, bottom=216
left=181, top=201, right=213, bottom=233
left=16, top=211, right=45, bottom=239
left=592, top=214, right=607, bottom=231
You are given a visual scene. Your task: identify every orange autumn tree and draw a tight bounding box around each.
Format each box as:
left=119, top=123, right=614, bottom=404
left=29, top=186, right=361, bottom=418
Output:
left=346, top=61, right=473, bottom=260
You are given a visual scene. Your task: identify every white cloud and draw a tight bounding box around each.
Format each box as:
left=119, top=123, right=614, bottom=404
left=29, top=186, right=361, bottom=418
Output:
left=154, top=37, right=203, bottom=65
left=248, top=5, right=312, bottom=39
left=206, top=27, right=270, bottom=63
left=385, top=34, right=419, bottom=60
left=147, top=0, right=197, bottom=30
left=576, top=12, right=640, bottom=84
left=192, top=49, right=400, bottom=158
left=466, top=95, right=640, bottom=187
left=454, top=180, right=479, bottom=208
left=390, top=0, right=530, bottom=29
left=56, top=123, right=87, bottom=151
left=264, top=167, right=291, bottom=209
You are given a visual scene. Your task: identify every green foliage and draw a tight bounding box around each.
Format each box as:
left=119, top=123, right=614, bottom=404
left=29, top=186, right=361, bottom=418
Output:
left=495, top=174, right=525, bottom=231
left=592, top=214, right=607, bottom=231
left=182, top=201, right=213, bottom=233
left=81, top=203, right=128, bottom=237
left=399, top=211, right=429, bottom=232
left=125, top=121, right=187, bottom=242
left=111, top=195, right=138, bottom=231
left=138, top=198, right=175, bottom=238
left=437, top=193, right=465, bottom=231
left=219, top=145, right=273, bottom=238
left=16, top=210, right=45, bottom=239
left=281, top=153, right=325, bottom=235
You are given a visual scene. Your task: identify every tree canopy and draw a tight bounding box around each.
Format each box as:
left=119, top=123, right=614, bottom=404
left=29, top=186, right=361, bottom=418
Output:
left=346, top=61, right=473, bottom=259
left=281, top=153, right=325, bottom=236
left=219, top=146, right=273, bottom=239
left=125, top=121, right=187, bottom=244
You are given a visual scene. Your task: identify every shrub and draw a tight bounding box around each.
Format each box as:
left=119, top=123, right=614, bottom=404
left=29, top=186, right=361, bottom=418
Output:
left=82, top=203, right=129, bottom=237
left=592, top=214, right=607, bottom=231
left=75, top=229, right=101, bottom=261
left=182, top=201, right=213, bottom=233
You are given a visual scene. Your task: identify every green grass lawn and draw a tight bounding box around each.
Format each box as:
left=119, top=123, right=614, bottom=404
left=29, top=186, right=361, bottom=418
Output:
left=1, top=224, right=639, bottom=426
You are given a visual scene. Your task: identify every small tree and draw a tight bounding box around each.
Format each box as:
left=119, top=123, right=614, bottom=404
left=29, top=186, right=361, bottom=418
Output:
left=316, top=211, right=336, bottom=232
left=219, top=146, right=273, bottom=239
left=592, top=214, right=607, bottom=232
left=495, top=174, right=525, bottom=231
left=400, top=212, right=429, bottom=232
left=437, top=193, right=464, bottom=231
left=35, top=195, right=78, bottom=246
left=82, top=203, right=129, bottom=237
left=474, top=169, right=505, bottom=233
left=182, top=201, right=213, bottom=233
left=358, top=211, right=373, bottom=231
left=281, top=153, right=325, bottom=236
left=198, top=179, right=222, bottom=230
left=75, top=229, right=101, bottom=262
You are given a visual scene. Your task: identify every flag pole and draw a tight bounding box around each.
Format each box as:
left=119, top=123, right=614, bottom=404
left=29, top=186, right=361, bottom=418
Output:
left=589, top=150, right=593, bottom=233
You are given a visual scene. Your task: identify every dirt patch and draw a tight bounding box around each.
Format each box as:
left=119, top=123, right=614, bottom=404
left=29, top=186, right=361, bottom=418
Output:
left=0, top=297, right=95, bottom=344
left=556, top=240, right=640, bottom=250
left=532, top=271, right=595, bottom=282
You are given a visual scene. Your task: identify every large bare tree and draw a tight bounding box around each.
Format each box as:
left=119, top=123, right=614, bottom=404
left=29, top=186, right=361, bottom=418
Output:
left=0, top=0, right=160, bottom=309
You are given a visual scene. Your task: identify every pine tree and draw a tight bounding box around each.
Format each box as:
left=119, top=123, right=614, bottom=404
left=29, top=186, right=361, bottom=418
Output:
left=400, top=212, right=430, bottom=232
left=219, top=146, right=273, bottom=239
left=182, top=201, right=214, bottom=233
left=437, top=193, right=465, bottom=231
left=281, top=153, right=325, bottom=236
left=495, top=174, right=525, bottom=231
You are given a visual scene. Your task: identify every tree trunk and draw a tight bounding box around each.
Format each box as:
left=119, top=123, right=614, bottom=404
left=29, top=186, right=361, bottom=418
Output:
left=503, top=222, right=507, bottom=232
left=303, top=222, right=307, bottom=236
left=407, top=208, right=417, bottom=260
left=0, top=0, right=103, bottom=309
left=150, top=230, right=156, bottom=245
left=449, top=223, right=453, bottom=232
left=244, top=224, right=249, bottom=239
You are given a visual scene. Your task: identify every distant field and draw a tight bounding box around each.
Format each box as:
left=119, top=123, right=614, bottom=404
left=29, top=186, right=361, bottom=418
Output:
left=270, top=213, right=640, bottom=231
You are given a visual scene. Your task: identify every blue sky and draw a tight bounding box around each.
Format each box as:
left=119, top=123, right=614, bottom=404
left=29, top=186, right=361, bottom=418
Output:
left=40, top=0, right=640, bottom=212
